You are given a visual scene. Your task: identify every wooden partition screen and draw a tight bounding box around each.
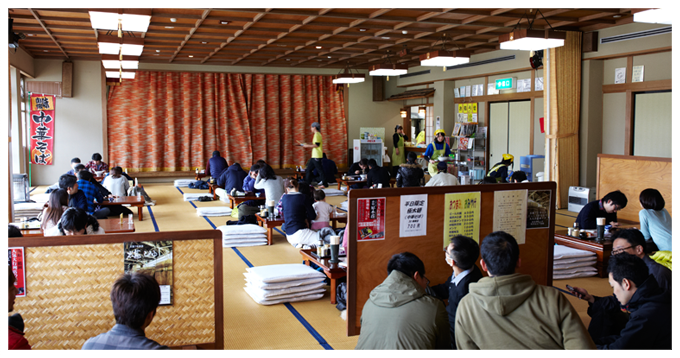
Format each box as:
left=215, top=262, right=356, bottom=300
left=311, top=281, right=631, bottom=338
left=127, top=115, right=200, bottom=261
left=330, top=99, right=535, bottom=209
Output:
left=597, top=154, right=672, bottom=223
left=9, top=230, right=224, bottom=350
left=346, top=182, right=557, bottom=336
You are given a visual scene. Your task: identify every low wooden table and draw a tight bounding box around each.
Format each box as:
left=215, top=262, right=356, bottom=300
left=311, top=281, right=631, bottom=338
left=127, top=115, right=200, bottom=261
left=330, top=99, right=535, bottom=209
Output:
left=300, top=249, right=347, bottom=304
left=195, top=172, right=208, bottom=181
left=554, top=230, right=613, bottom=278
left=226, top=194, right=261, bottom=209
left=337, top=177, right=367, bottom=190
left=19, top=218, right=136, bottom=237
left=99, top=196, right=146, bottom=221
left=255, top=213, right=284, bottom=245
left=209, top=183, right=220, bottom=200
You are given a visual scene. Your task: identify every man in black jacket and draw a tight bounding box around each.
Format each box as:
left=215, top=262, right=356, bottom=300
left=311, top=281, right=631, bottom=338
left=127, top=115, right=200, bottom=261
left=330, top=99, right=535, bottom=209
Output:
left=571, top=253, right=672, bottom=349
left=366, top=159, right=391, bottom=188
left=428, top=235, right=483, bottom=348
left=396, top=151, right=425, bottom=187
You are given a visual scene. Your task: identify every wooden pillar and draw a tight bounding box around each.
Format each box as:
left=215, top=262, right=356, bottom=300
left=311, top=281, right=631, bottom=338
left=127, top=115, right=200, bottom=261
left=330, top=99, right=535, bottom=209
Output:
left=545, top=31, right=583, bottom=208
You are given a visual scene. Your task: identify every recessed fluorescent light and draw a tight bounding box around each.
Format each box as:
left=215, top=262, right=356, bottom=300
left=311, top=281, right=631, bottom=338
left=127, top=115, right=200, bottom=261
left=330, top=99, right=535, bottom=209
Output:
left=44, top=50, right=49, bottom=52
left=170, top=18, right=177, bottom=22
left=327, top=56, right=331, bottom=58
left=359, top=28, right=366, bottom=31
left=613, top=14, right=622, bottom=18
left=188, top=55, right=194, bottom=57
left=220, top=21, right=229, bottom=25
left=156, top=50, right=160, bottom=52
left=27, top=33, right=34, bottom=36
left=381, top=36, right=390, bottom=39
left=316, top=46, right=322, bottom=49
left=402, top=30, right=408, bottom=34
left=165, top=26, right=174, bottom=29
left=201, top=41, right=208, bottom=44
left=286, top=58, right=290, bottom=61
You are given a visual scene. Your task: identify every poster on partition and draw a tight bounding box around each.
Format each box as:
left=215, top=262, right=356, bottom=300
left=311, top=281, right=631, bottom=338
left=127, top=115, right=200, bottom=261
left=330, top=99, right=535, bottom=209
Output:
left=527, top=190, right=552, bottom=229
left=400, top=194, right=428, bottom=238
left=357, top=197, right=386, bottom=241
left=493, top=190, right=528, bottom=244
left=29, top=93, right=55, bottom=165
left=124, top=241, right=174, bottom=305
left=8, top=248, right=26, bottom=297
left=443, top=192, right=481, bottom=249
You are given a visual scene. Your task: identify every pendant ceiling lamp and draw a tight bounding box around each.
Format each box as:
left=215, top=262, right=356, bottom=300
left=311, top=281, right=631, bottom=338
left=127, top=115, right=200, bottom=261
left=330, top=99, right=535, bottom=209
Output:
left=400, top=108, right=408, bottom=118
left=89, top=10, right=151, bottom=33
left=420, top=34, right=471, bottom=68
left=369, top=50, right=408, bottom=77
left=499, top=9, right=566, bottom=51
left=332, top=62, right=365, bottom=85
left=633, top=9, right=672, bottom=25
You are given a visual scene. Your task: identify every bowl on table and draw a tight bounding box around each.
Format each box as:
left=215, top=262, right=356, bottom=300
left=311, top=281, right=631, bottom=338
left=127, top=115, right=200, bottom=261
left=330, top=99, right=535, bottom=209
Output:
left=438, top=156, right=451, bottom=162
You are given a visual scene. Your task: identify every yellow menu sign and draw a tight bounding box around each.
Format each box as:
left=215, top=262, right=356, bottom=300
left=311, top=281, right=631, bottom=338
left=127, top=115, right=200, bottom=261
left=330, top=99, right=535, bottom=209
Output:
left=443, top=192, right=481, bottom=249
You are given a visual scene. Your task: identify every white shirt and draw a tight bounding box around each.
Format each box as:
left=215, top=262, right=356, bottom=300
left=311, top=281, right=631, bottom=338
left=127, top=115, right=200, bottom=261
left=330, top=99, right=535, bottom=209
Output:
left=312, top=201, right=334, bottom=223
left=452, top=267, right=473, bottom=286
left=425, top=172, right=460, bottom=187
left=102, top=175, right=130, bottom=197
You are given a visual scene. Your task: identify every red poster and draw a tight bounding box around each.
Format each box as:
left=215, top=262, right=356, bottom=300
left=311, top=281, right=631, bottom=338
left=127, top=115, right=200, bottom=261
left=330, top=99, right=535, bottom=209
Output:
left=357, top=197, right=386, bottom=241
left=29, top=93, right=56, bottom=165
left=8, top=247, right=26, bottom=297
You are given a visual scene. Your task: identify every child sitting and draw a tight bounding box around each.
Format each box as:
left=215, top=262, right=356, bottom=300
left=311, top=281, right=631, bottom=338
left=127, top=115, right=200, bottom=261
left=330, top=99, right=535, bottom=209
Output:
left=311, top=190, right=334, bottom=230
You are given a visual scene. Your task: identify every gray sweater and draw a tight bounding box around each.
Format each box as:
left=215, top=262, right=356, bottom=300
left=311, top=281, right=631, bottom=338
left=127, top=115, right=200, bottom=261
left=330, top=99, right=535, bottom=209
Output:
left=254, top=174, right=285, bottom=205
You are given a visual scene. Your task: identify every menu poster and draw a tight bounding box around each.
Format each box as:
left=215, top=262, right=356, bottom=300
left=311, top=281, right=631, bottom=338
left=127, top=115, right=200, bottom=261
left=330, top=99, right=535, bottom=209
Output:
left=124, top=241, right=174, bottom=305
left=527, top=190, right=552, bottom=229
left=8, top=248, right=26, bottom=297
left=493, top=190, right=528, bottom=244
left=357, top=197, right=386, bottom=241
left=400, top=194, right=428, bottom=237
left=444, top=192, right=481, bottom=249
left=632, top=65, right=644, bottom=83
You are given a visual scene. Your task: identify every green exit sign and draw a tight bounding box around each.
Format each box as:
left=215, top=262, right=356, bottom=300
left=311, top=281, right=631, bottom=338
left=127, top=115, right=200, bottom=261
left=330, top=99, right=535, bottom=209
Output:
left=495, top=77, right=516, bottom=90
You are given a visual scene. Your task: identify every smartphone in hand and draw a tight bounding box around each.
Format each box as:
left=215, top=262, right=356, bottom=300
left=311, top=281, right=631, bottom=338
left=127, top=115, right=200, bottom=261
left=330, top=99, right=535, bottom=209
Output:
left=566, top=285, right=583, bottom=299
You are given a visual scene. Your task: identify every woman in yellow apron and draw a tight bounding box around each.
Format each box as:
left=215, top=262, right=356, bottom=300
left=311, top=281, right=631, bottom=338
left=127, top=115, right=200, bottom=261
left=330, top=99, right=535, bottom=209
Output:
left=423, top=129, right=451, bottom=175
left=391, top=125, right=408, bottom=177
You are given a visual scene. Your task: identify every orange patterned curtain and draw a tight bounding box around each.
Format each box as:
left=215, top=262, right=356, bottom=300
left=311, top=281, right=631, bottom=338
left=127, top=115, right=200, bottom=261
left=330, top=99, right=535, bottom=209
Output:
left=107, top=71, right=346, bottom=171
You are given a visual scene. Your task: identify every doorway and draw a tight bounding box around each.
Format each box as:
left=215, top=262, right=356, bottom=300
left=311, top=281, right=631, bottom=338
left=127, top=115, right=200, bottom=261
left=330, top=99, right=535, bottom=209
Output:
left=489, top=100, right=531, bottom=168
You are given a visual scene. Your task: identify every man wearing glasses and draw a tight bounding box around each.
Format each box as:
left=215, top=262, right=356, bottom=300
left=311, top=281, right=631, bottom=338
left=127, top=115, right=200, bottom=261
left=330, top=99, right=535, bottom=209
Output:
left=355, top=252, right=450, bottom=349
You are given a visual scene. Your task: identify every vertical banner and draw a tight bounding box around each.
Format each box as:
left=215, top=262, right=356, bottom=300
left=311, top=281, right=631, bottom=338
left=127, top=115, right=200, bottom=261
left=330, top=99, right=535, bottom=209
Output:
left=400, top=194, right=428, bottom=237
left=30, top=93, right=56, bottom=165
left=493, top=190, right=529, bottom=244
left=357, top=197, right=386, bottom=241
left=444, top=192, right=481, bottom=249
left=8, top=247, right=26, bottom=297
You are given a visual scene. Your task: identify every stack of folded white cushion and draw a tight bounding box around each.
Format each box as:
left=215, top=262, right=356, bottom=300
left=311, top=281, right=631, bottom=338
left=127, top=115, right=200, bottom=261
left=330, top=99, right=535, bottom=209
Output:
left=183, top=193, right=207, bottom=201
left=197, top=206, right=232, bottom=217
left=13, top=202, right=45, bottom=220
left=321, top=188, right=345, bottom=196
left=174, top=179, right=195, bottom=187
left=217, top=224, right=268, bottom=247
left=553, top=245, right=598, bottom=280
left=244, top=264, right=327, bottom=305
left=340, top=200, right=348, bottom=211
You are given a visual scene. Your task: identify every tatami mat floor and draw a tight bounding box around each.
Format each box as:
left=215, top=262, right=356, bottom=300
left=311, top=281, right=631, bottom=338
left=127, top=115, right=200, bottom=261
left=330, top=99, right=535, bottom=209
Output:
left=28, top=184, right=610, bottom=350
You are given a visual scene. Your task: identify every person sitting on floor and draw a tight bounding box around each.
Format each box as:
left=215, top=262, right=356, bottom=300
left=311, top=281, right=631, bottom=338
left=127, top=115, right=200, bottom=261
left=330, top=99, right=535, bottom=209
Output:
left=280, top=179, right=334, bottom=248
left=85, top=153, right=109, bottom=174
left=240, top=163, right=265, bottom=209
left=348, top=158, right=368, bottom=176
left=77, top=170, right=111, bottom=219
left=205, top=150, right=228, bottom=179
left=59, top=174, right=87, bottom=211
left=82, top=273, right=168, bottom=350
left=576, top=254, right=671, bottom=349
left=102, top=166, right=130, bottom=198
left=425, top=161, right=459, bottom=187
left=455, top=231, right=595, bottom=349
left=66, top=157, right=81, bottom=176
left=312, top=153, right=338, bottom=184
left=217, top=162, right=248, bottom=195
left=638, top=188, right=672, bottom=252
left=366, top=159, right=391, bottom=189
left=510, top=170, right=529, bottom=183
left=428, top=235, right=483, bottom=348
left=8, top=266, right=31, bottom=350
left=44, top=207, right=105, bottom=236
left=355, top=252, right=450, bottom=350
left=248, top=164, right=285, bottom=221
left=396, top=151, right=425, bottom=188
left=574, top=190, right=627, bottom=230
left=311, top=190, right=334, bottom=230
left=39, top=189, right=69, bottom=231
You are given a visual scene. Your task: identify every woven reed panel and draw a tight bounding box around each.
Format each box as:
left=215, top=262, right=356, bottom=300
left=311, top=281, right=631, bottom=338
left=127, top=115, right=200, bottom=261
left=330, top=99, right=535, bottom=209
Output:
left=14, top=240, right=215, bottom=350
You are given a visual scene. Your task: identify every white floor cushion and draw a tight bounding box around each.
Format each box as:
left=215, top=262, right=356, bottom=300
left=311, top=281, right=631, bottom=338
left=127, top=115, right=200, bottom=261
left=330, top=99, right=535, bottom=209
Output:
left=245, top=281, right=326, bottom=298
left=245, top=263, right=326, bottom=283
left=321, top=188, right=345, bottom=196
left=174, top=179, right=194, bottom=187
left=554, top=258, right=597, bottom=270
left=553, top=245, right=596, bottom=260
left=217, top=224, right=267, bottom=235
left=222, top=240, right=267, bottom=248
left=183, top=193, right=207, bottom=201
left=244, top=286, right=324, bottom=305
left=196, top=206, right=232, bottom=216
left=244, top=276, right=325, bottom=290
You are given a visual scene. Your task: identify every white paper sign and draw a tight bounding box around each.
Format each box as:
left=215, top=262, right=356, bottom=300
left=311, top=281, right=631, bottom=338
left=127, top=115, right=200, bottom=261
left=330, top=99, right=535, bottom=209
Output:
left=488, top=83, right=499, bottom=95
left=535, top=77, right=544, bottom=91
left=159, top=285, right=172, bottom=305
left=615, top=67, right=626, bottom=84
left=465, top=85, right=471, bottom=97
left=493, top=189, right=528, bottom=244
left=454, top=88, right=460, bottom=98
left=400, top=194, right=428, bottom=237
left=632, top=65, right=644, bottom=83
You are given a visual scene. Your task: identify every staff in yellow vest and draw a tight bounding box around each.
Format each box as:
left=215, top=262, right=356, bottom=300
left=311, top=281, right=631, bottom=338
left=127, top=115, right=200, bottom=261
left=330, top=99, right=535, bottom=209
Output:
left=391, top=124, right=409, bottom=177
left=487, top=154, right=514, bottom=183
left=298, top=122, right=327, bottom=189
left=423, top=129, right=451, bottom=175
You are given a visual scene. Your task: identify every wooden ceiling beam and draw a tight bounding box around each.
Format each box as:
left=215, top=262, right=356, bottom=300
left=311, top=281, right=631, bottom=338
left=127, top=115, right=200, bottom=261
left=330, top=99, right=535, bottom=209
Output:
left=502, top=9, right=573, bottom=27
left=202, top=10, right=271, bottom=63
left=170, top=9, right=211, bottom=62
left=28, top=8, right=69, bottom=59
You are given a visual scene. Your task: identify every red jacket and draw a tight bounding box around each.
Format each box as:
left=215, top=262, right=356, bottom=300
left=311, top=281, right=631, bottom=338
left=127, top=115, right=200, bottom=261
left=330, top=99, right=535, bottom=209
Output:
left=8, top=326, right=31, bottom=350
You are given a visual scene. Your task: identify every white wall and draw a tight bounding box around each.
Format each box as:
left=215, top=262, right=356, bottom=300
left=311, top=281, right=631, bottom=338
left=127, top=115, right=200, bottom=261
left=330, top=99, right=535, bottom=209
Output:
left=27, top=60, right=105, bottom=185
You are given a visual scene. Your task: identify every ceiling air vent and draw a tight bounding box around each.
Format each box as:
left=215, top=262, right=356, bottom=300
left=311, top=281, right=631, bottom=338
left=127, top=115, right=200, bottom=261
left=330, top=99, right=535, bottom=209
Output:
left=600, top=26, right=671, bottom=45
left=446, top=55, right=516, bottom=70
